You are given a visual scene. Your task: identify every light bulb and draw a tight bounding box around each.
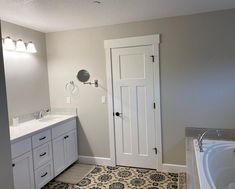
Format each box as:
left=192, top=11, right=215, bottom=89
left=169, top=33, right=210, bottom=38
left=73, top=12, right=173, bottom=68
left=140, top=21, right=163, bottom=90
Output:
left=26, top=41, right=37, bottom=53
left=16, top=39, right=26, bottom=52
left=3, top=36, right=15, bottom=50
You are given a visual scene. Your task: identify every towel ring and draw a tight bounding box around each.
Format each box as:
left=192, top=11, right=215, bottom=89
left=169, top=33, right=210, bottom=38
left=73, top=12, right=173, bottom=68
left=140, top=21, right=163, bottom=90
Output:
left=65, top=81, right=75, bottom=92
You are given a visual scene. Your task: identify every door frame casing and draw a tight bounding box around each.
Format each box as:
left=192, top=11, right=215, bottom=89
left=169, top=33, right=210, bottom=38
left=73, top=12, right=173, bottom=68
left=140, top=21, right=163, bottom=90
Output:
left=104, top=34, right=162, bottom=169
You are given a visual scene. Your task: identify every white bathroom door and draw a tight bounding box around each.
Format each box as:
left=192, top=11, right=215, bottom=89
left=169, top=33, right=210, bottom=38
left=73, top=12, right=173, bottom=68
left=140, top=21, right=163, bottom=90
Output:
left=112, top=45, right=157, bottom=169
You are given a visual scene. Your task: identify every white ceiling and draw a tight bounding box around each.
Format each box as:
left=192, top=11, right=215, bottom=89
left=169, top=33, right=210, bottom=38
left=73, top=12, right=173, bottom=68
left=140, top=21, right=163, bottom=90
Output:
left=0, top=0, right=235, bottom=33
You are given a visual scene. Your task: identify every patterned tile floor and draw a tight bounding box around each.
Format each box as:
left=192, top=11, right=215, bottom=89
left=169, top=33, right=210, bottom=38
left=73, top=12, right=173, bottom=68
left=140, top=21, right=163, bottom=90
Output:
left=43, top=165, right=186, bottom=189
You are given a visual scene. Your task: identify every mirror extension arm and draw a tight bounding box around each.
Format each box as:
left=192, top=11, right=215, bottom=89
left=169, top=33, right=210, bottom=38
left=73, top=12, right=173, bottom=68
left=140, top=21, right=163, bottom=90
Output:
left=83, top=80, right=98, bottom=87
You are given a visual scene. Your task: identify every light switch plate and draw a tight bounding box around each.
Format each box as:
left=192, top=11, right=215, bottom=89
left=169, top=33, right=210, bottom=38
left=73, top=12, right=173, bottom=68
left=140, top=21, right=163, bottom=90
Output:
left=66, top=96, right=71, bottom=104
left=101, top=96, right=106, bottom=104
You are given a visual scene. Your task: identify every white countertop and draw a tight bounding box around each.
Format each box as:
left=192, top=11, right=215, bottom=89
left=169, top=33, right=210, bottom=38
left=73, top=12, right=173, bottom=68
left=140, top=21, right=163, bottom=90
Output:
left=10, top=115, right=76, bottom=143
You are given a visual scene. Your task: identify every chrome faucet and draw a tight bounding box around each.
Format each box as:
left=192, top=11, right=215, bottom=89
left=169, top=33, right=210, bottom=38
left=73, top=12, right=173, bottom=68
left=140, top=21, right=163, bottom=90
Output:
left=37, top=109, right=50, bottom=119
left=38, top=110, right=46, bottom=119
left=197, top=129, right=221, bottom=152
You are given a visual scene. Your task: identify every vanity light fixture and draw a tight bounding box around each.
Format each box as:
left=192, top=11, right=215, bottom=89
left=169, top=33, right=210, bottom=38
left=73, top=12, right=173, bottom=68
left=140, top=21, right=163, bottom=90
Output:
left=16, top=39, right=26, bottom=52
left=2, top=36, right=37, bottom=53
left=26, top=41, right=37, bottom=53
left=3, top=36, right=15, bottom=50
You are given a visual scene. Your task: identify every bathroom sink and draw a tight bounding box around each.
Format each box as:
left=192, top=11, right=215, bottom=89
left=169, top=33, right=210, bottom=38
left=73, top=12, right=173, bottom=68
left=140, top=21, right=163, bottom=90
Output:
left=38, top=115, right=61, bottom=122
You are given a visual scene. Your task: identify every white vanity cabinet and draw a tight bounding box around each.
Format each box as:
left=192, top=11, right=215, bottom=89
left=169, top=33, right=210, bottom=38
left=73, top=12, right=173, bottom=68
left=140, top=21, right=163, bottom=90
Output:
left=52, top=119, right=78, bottom=176
left=11, top=117, right=78, bottom=189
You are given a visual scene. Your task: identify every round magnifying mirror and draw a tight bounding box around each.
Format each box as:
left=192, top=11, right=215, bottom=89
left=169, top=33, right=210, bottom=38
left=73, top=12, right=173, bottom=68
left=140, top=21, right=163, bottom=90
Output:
left=77, top=69, right=90, bottom=82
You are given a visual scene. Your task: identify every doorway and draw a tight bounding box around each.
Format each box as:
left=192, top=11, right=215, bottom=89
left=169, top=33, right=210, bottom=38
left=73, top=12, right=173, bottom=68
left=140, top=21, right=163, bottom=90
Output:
left=104, top=35, right=162, bottom=169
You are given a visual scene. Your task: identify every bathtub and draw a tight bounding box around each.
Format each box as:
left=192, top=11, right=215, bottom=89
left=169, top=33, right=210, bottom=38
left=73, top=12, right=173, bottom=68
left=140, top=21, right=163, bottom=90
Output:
left=193, top=139, right=235, bottom=189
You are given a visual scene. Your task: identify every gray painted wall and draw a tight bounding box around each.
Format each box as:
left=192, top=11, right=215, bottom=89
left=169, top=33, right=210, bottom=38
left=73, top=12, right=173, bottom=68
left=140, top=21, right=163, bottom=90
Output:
left=0, top=22, right=14, bottom=189
left=47, top=9, right=235, bottom=165
left=1, top=21, right=50, bottom=121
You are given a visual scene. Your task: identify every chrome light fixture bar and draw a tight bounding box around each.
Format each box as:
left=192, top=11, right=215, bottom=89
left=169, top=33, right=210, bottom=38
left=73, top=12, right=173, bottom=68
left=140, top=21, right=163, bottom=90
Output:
left=2, top=36, right=37, bottom=53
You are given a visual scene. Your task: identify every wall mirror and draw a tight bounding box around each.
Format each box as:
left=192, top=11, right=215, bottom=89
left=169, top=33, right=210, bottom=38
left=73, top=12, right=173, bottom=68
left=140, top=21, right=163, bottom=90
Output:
left=77, top=69, right=90, bottom=82
left=77, top=69, right=98, bottom=87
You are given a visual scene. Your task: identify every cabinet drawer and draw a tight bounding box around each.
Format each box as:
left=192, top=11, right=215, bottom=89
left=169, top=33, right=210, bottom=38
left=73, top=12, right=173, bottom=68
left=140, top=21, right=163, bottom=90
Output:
left=52, top=119, right=76, bottom=139
left=32, top=130, right=51, bottom=148
left=34, top=161, right=53, bottom=189
left=33, top=142, right=52, bottom=169
left=11, top=138, right=32, bottom=159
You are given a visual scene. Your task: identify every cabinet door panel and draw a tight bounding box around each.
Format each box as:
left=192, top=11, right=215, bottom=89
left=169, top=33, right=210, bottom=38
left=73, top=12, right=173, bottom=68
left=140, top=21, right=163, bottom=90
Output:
left=12, top=152, right=35, bottom=189
left=65, top=129, right=78, bottom=166
left=52, top=135, right=66, bottom=176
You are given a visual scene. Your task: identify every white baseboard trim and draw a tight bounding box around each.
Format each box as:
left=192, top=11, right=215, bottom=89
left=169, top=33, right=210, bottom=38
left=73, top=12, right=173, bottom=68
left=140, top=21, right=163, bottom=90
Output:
left=162, top=164, right=186, bottom=173
left=78, top=156, right=186, bottom=173
left=78, top=156, right=113, bottom=166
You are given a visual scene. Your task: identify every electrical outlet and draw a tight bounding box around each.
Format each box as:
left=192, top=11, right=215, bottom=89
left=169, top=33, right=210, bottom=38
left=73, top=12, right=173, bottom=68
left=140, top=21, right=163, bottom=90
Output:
left=66, top=96, right=71, bottom=104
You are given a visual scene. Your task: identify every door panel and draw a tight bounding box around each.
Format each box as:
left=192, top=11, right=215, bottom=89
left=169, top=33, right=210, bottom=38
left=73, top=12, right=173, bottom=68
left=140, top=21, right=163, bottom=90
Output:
left=136, top=86, right=148, bottom=155
left=112, top=45, right=156, bottom=169
left=12, top=152, right=35, bottom=189
left=120, top=86, right=132, bottom=154
left=52, top=135, right=66, bottom=176
left=119, top=54, right=145, bottom=79
left=65, top=129, right=78, bottom=166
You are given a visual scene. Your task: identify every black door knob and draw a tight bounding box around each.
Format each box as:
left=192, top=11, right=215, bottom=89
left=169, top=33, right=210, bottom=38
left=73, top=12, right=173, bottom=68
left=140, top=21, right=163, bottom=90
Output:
left=115, top=112, right=122, bottom=116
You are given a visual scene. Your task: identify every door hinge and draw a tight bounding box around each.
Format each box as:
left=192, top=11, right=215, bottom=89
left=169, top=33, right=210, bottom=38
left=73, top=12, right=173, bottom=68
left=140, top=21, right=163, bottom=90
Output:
left=150, top=55, right=155, bottom=62
left=153, top=147, right=158, bottom=155
left=153, top=102, right=156, bottom=109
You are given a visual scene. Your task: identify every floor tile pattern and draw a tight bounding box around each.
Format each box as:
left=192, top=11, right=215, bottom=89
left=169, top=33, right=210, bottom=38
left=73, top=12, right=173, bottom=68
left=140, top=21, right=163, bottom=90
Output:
left=43, top=165, right=186, bottom=189
left=178, top=173, right=186, bottom=189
